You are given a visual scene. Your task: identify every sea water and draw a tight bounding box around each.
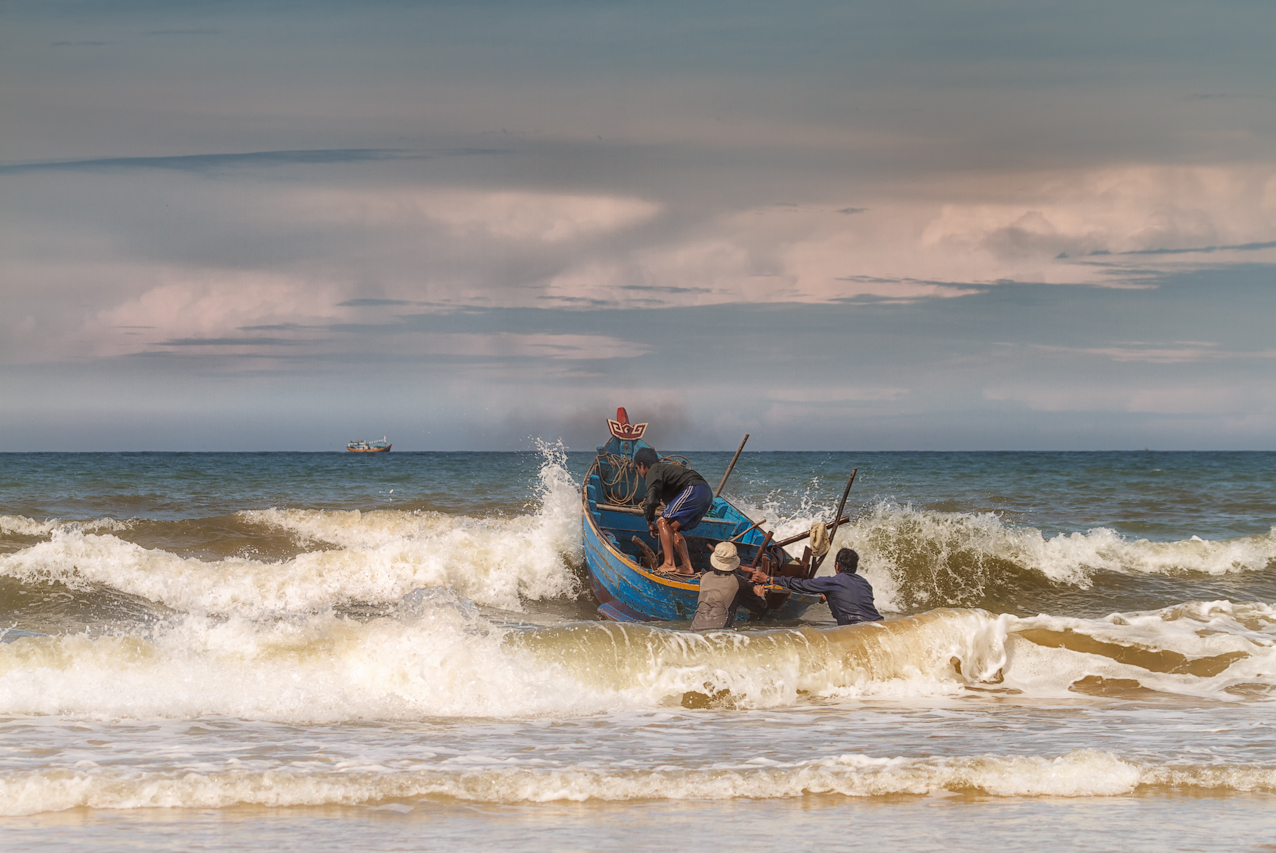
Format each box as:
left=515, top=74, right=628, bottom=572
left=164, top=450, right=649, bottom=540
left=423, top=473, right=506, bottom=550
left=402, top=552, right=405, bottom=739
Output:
left=2, top=448, right=1275, bottom=851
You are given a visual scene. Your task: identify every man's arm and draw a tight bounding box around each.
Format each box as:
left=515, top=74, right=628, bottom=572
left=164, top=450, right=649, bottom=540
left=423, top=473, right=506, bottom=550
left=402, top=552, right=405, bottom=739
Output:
left=733, top=573, right=769, bottom=616
left=642, top=464, right=663, bottom=523
left=770, top=574, right=840, bottom=597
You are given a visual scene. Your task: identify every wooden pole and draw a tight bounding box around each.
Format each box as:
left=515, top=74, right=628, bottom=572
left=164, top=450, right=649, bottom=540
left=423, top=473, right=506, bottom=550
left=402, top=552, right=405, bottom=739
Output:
left=750, top=531, right=774, bottom=569
left=714, top=434, right=750, bottom=498
left=807, top=469, right=856, bottom=578
left=773, top=515, right=851, bottom=548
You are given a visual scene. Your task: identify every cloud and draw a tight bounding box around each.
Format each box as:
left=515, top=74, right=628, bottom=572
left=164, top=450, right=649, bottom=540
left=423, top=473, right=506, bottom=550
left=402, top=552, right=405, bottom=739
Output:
left=337, top=298, right=423, bottom=307
left=1031, top=341, right=1276, bottom=364
left=78, top=272, right=649, bottom=364
left=0, top=149, right=498, bottom=176
left=158, top=336, right=307, bottom=347
left=396, top=332, right=652, bottom=361
left=281, top=185, right=660, bottom=244
left=918, top=165, right=1276, bottom=284
left=80, top=272, right=346, bottom=359
left=8, top=156, right=1276, bottom=384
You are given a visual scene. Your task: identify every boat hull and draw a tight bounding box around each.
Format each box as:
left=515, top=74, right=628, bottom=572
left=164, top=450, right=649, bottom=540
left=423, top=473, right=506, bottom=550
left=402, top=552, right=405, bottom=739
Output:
left=347, top=445, right=391, bottom=453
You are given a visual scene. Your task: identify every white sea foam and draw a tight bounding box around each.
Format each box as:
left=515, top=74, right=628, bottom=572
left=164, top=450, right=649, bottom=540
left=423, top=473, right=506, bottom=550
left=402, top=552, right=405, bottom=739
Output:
left=1001, top=600, right=1276, bottom=700
left=0, top=451, right=584, bottom=616
left=5, top=749, right=1276, bottom=815
left=0, top=515, right=135, bottom=538
left=0, top=596, right=618, bottom=722
left=705, top=500, right=1276, bottom=616
left=831, top=503, right=1276, bottom=611
left=3, top=601, right=1274, bottom=726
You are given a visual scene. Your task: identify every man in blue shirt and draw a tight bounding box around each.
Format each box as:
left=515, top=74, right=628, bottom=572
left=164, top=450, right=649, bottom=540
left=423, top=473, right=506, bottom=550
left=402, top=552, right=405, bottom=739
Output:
left=753, top=547, right=882, bottom=625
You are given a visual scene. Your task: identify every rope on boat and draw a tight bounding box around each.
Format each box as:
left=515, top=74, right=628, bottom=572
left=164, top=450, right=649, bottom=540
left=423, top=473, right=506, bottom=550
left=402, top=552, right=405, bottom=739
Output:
left=596, top=451, right=643, bottom=506
left=595, top=450, right=688, bottom=507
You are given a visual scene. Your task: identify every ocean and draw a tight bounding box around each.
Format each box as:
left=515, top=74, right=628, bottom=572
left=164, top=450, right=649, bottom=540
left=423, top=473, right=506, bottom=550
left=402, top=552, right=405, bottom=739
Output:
left=2, top=446, right=1275, bottom=851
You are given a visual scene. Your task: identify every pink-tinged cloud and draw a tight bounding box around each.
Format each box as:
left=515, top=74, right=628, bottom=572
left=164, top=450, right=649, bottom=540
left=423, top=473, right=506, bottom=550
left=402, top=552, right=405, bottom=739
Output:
left=1031, top=342, right=1276, bottom=364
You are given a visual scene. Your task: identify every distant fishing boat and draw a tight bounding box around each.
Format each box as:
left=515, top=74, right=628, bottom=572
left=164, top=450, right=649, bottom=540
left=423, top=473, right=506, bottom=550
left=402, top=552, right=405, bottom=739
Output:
left=582, top=408, right=823, bottom=623
left=347, top=436, right=391, bottom=453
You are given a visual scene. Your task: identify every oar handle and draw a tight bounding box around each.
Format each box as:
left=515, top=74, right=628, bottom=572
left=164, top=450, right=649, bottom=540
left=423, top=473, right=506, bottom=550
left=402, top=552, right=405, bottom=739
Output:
left=714, top=434, right=750, bottom=498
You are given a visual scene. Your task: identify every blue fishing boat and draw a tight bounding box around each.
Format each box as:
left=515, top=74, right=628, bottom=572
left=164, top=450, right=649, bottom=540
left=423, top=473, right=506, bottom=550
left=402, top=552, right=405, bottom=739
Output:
left=582, top=409, right=823, bottom=623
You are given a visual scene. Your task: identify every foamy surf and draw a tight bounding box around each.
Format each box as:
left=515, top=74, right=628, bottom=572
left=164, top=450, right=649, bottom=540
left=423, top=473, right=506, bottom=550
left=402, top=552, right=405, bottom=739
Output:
left=838, top=503, right=1276, bottom=611
left=0, top=449, right=584, bottom=617
left=3, top=600, right=1274, bottom=725
left=4, top=749, right=1276, bottom=816
left=5, top=448, right=1274, bottom=844
left=4, top=453, right=1273, bottom=621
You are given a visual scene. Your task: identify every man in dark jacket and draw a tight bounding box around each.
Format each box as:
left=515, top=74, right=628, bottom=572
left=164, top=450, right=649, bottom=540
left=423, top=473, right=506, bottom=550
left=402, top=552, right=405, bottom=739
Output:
left=754, top=547, right=882, bottom=625
left=634, top=446, right=712, bottom=576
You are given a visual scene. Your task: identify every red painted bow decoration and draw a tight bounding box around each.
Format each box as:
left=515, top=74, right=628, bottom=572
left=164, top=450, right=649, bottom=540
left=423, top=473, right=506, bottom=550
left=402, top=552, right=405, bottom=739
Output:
left=607, top=407, right=648, bottom=440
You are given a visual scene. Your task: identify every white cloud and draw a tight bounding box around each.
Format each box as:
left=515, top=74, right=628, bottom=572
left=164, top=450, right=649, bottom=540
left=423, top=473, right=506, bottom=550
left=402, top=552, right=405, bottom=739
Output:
left=1031, top=342, right=1276, bottom=364
left=84, top=272, right=344, bottom=357
left=919, top=164, right=1276, bottom=277
left=280, top=186, right=661, bottom=244
left=396, top=332, right=651, bottom=361
left=519, top=163, right=1276, bottom=309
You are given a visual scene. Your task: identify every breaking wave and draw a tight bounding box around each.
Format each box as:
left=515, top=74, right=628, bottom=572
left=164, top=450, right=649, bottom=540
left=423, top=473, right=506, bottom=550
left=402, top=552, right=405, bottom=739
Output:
left=3, top=599, right=1274, bottom=724
left=5, top=749, right=1276, bottom=815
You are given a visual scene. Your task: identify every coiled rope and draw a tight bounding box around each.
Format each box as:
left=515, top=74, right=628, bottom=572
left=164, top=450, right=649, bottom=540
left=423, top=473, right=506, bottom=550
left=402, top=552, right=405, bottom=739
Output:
left=595, top=451, right=686, bottom=507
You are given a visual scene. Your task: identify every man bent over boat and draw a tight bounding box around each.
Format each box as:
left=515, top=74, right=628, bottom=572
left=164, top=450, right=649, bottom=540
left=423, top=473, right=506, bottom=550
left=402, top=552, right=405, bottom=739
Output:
left=691, top=542, right=769, bottom=630
left=634, top=446, right=712, bottom=576
left=753, top=547, right=883, bottom=625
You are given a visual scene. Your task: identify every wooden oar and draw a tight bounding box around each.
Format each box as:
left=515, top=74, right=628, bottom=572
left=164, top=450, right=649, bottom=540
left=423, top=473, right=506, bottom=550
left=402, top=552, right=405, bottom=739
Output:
left=807, top=469, right=856, bottom=578
left=714, top=433, right=750, bottom=498
left=631, top=536, right=660, bottom=571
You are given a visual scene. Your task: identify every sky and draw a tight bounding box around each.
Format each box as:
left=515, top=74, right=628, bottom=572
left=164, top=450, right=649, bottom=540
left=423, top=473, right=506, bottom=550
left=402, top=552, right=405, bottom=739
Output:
left=2, top=0, right=1274, bottom=451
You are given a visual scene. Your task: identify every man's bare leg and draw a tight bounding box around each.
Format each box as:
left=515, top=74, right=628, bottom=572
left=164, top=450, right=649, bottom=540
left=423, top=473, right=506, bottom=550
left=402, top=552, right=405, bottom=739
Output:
left=672, top=529, right=694, bottom=575
left=655, top=517, right=693, bottom=574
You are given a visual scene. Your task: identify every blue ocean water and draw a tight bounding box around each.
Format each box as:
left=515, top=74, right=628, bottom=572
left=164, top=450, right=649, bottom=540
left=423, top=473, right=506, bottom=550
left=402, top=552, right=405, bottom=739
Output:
left=5, top=449, right=1273, bottom=536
